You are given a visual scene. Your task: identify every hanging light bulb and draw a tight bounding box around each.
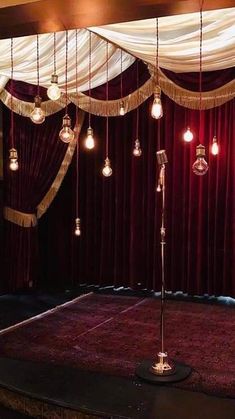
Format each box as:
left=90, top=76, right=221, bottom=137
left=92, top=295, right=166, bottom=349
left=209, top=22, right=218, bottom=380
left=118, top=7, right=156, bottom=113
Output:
left=151, top=86, right=163, bottom=119
left=102, top=157, right=112, bottom=177
left=119, top=101, right=125, bottom=116
left=133, top=139, right=142, bottom=157
left=47, top=74, right=61, bottom=101
left=211, top=135, right=219, bottom=155
left=192, top=144, right=209, bottom=176
left=9, top=148, right=19, bottom=171
left=74, top=217, right=81, bottom=236
left=59, top=114, right=74, bottom=143
left=85, top=126, right=95, bottom=149
left=183, top=127, right=193, bottom=143
left=30, top=95, right=45, bottom=124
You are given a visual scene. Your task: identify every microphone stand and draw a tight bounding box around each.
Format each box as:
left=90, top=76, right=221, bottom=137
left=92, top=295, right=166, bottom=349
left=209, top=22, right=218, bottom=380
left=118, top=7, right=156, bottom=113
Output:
left=151, top=152, right=173, bottom=375
left=136, top=150, right=191, bottom=383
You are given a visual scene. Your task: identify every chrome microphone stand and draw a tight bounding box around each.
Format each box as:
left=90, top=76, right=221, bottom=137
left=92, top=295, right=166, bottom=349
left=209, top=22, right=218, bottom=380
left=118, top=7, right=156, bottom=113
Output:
left=151, top=150, right=174, bottom=375
left=136, top=150, right=191, bottom=383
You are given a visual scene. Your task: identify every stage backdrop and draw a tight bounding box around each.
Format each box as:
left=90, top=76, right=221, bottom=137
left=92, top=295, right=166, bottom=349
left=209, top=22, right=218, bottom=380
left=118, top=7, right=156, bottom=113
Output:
left=2, top=63, right=235, bottom=297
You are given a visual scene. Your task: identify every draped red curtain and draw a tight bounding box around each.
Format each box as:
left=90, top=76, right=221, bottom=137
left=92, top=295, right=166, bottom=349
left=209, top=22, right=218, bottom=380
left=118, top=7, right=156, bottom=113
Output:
left=2, top=81, right=77, bottom=291
left=37, top=66, right=235, bottom=296
left=2, top=64, right=235, bottom=296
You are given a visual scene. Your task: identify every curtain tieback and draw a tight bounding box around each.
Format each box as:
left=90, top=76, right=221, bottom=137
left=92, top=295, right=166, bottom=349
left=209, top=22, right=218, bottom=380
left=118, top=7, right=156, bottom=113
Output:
left=3, top=207, right=37, bottom=227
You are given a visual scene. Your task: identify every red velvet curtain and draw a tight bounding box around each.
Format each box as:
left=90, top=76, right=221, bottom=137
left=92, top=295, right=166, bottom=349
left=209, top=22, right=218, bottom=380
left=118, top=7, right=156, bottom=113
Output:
left=2, top=64, right=235, bottom=296
left=37, top=68, right=235, bottom=296
left=2, top=81, right=77, bottom=291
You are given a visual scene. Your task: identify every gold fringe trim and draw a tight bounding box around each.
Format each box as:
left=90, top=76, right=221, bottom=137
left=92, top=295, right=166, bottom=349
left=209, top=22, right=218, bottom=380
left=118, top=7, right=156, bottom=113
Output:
left=1, top=68, right=234, bottom=115
left=4, top=206, right=37, bottom=227
left=69, top=77, right=155, bottom=115
left=37, top=110, right=85, bottom=219
left=0, top=78, right=154, bottom=116
left=155, top=67, right=235, bottom=109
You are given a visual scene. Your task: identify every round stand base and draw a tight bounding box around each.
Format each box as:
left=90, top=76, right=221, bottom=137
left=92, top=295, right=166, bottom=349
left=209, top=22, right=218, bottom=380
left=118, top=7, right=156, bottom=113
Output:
left=136, top=359, right=191, bottom=384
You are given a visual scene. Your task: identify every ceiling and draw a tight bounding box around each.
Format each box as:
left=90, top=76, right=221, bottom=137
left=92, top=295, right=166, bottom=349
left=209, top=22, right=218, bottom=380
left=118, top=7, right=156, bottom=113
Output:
left=1, top=0, right=235, bottom=39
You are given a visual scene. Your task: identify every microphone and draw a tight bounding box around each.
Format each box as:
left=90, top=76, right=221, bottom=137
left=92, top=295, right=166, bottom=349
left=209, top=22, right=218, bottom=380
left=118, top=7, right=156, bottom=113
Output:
left=156, top=150, right=168, bottom=166
left=156, top=150, right=168, bottom=191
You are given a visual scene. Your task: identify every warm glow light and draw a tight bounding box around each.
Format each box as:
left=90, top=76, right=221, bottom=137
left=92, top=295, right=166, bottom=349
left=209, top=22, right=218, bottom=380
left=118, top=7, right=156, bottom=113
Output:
left=133, top=139, right=142, bottom=157
left=211, top=136, right=219, bottom=155
left=30, top=95, right=45, bottom=124
left=119, top=101, right=125, bottom=116
left=183, top=127, right=193, bottom=142
left=192, top=144, right=209, bottom=176
left=74, top=218, right=81, bottom=236
left=85, top=127, right=95, bottom=149
left=9, top=159, right=18, bottom=171
left=151, top=86, right=163, bottom=119
left=47, top=75, right=61, bottom=101
left=9, top=148, right=19, bottom=171
left=102, top=157, right=112, bottom=177
left=59, top=114, right=74, bottom=143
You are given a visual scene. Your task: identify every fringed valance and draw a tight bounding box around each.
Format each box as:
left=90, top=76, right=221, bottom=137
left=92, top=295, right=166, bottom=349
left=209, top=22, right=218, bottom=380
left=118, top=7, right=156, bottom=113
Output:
left=1, top=68, right=234, bottom=117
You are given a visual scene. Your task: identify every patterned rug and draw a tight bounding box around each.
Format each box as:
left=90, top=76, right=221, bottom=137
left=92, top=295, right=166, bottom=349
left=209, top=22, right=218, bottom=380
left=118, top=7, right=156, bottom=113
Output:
left=0, top=293, right=234, bottom=398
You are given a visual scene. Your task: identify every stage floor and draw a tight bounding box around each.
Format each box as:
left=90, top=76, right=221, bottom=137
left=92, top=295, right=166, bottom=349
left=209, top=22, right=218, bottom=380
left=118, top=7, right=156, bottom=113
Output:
left=0, top=291, right=234, bottom=418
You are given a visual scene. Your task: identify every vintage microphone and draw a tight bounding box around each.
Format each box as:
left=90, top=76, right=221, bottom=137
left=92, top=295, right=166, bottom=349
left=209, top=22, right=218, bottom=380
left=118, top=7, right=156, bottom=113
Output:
left=136, top=150, right=191, bottom=383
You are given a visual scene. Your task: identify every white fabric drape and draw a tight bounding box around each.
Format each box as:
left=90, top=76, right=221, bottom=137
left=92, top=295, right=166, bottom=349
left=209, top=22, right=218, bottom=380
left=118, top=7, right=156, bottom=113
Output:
left=0, top=8, right=234, bottom=95
left=0, top=29, right=135, bottom=92
left=91, top=8, right=235, bottom=72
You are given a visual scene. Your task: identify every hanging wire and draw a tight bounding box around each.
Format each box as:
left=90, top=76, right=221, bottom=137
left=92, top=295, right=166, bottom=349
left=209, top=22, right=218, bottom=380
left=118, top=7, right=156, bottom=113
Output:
left=10, top=38, right=14, bottom=149
left=88, top=31, right=92, bottom=127
left=75, top=29, right=79, bottom=219
left=156, top=18, right=159, bottom=86
left=65, top=30, right=68, bottom=114
left=199, top=6, right=203, bottom=142
left=106, top=41, right=109, bottom=157
left=53, top=32, right=56, bottom=75
left=136, top=60, right=139, bottom=139
left=120, top=49, right=123, bottom=98
left=36, top=34, right=40, bottom=96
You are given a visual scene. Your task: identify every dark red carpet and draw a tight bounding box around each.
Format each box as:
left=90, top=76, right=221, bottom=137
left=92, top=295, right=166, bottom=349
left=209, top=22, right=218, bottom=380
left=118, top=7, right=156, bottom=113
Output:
left=0, top=293, right=234, bottom=398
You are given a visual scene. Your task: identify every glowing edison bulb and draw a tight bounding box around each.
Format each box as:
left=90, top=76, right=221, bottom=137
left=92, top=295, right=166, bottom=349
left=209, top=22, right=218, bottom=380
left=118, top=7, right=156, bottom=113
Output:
left=9, top=148, right=19, bottom=171
left=85, top=127, right=95, bottom=149
left=151, top=86, right=163, bottom=119
left=74, top=218, right=81, bottom=236
left=133, top=139, right=142, bottom=157
left=30, top=95, right=45, bottom=124
left=102, top=157, right=113, bottom=177
left=59, top=114, right=74, bottom=143
left=47, top=74, right=61, bottom=101
left=192, top=144, right=209, bottom=176
left=119, top=101, right=125, bottom=116
left=183, top=127, right=193, bottom=143
left=211, top=136, right=219, bottom=155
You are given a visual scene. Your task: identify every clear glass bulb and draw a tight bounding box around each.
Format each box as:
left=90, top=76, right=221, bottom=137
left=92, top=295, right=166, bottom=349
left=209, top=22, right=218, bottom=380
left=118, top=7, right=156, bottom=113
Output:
left=211, top=136, right=219, bottom=155
left=47, top=80, right=61, bottom=101
left=9, top=148, right=19, bottom=171
left=192, top=144, right=209, bottom=176
left=30, top=95, right=45, bottom=124
left=151, top=86, right=163, bottom=119
left=119, top=101, right=125, bottom=116
left=183, top=127, right=193, bottom=142
left=102, top=157, right=112, bottom=177
left=133, top=139, right=142, bottom=156
left=9, top=159, right=19, bottom=171
left=85, top=127, right=95, bottom=149
left=59, top=114, right=74, bottom=143
left=74, top=218, right=81, bottom=236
